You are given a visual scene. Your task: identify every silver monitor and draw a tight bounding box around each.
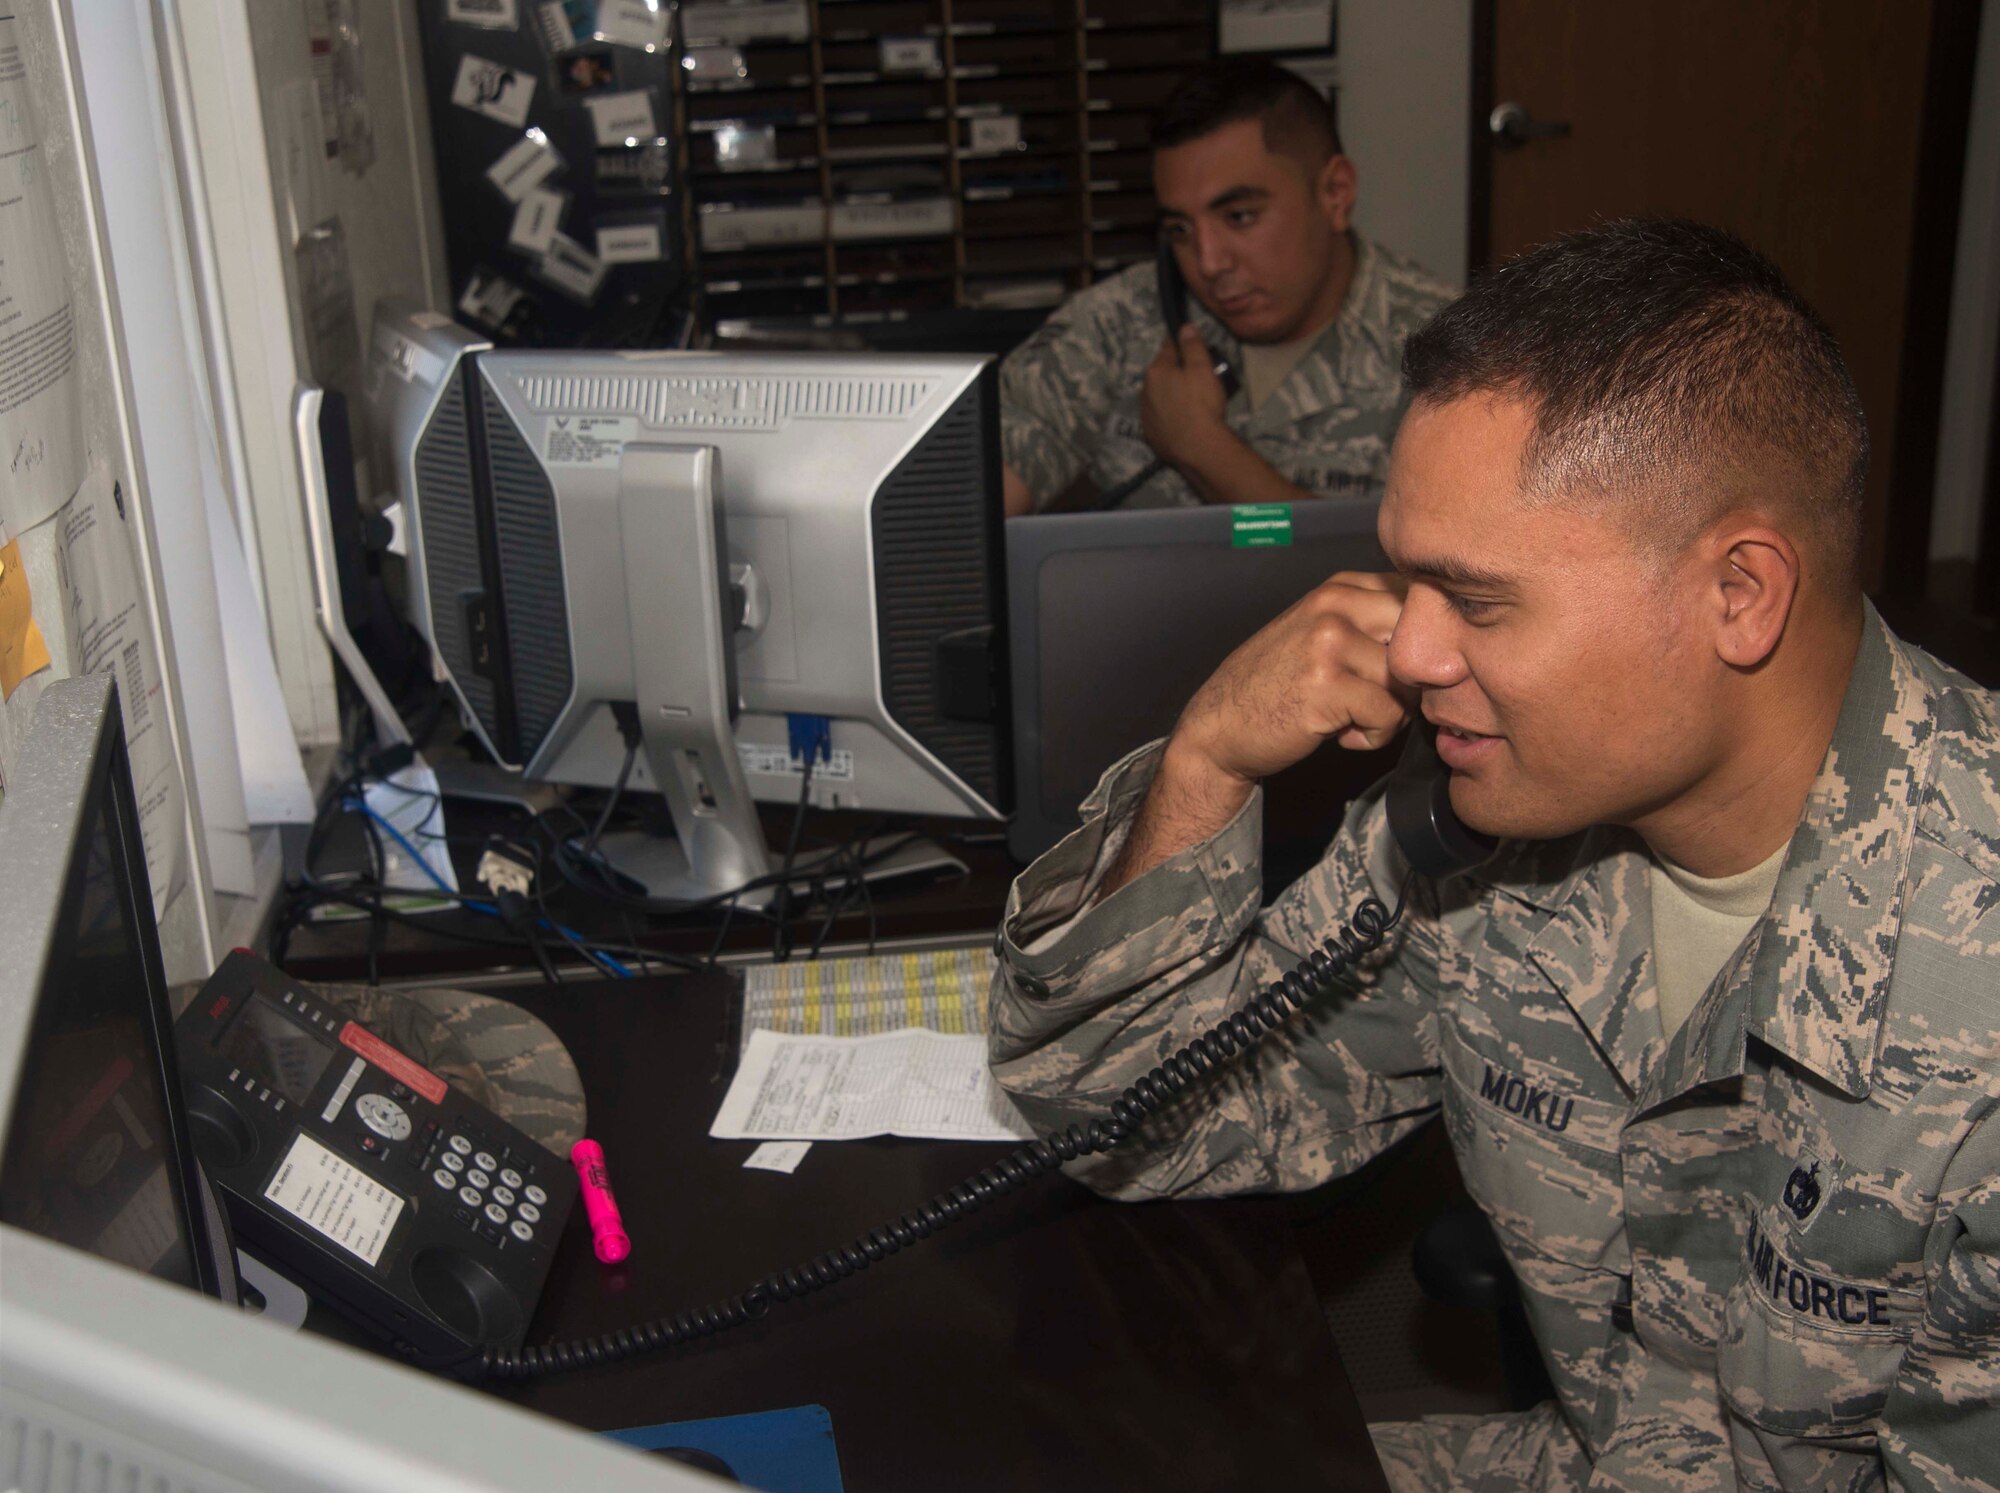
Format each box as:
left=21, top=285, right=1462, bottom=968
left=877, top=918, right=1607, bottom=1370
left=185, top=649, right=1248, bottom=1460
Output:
left=369, top=300, right=1009, bottom=901
left=0, top=675, right=707, bottom=1491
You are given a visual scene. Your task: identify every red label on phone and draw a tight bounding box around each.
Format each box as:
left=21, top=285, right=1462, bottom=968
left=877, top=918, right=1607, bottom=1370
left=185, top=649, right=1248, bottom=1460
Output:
left=339, top=1022, right=447, bottom=1104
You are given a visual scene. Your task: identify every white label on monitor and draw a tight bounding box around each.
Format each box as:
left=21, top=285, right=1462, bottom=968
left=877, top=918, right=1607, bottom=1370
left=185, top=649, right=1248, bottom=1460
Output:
left=738, top=743, right=856, bottom=781
left=263, top=1133, right=404, bottom=1269
left=544, top=414, right=637, bottom=467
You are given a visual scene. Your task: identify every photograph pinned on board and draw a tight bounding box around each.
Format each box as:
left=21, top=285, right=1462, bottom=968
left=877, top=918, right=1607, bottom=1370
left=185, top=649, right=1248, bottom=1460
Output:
left=555, top=44, right=618, bottom=95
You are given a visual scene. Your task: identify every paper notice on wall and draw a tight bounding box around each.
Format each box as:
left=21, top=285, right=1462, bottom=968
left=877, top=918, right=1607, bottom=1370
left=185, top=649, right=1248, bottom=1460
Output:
left=452, top=53, right=538, bottom=130
left=509, top=188, right=564, bottom=255
left=0, top=537, right=51, bottom=698
left=584, top=89, right=657, bottom=147
left=486, top=130, right=561, bottom=201
left=596, top=0, right=670, bottom=51
left=52, top=466, right=188, bottom=917
left=0, top=17, right=86, bottom=540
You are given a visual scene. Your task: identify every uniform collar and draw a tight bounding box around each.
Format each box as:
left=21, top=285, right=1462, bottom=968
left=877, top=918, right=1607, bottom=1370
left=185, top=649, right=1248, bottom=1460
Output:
left=1500, top=604, right=1928, bottom=1104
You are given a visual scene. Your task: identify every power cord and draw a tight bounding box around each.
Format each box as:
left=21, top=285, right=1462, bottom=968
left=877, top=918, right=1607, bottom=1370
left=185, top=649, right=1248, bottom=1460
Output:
left=475, top=880, right=1408, bottom=1380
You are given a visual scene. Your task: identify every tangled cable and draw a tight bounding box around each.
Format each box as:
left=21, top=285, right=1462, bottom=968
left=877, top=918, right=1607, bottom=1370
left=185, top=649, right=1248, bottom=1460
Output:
left=476, top=884, right=1406, bottom=1381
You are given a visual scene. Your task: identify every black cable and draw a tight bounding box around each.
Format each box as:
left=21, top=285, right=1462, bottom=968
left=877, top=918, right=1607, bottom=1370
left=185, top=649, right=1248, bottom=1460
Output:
left=476, top=880, right=1409, bottom=1381
left=770, top=754, right=817, bottom=963
left=581, top=735, right=640, bottom=866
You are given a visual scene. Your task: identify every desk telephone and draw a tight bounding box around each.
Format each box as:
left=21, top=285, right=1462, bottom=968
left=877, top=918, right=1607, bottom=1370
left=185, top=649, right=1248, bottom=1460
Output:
left=469, top=724, right=1495, bottom=1381
left=1093, top=238, right=1244, bottom=510
left=173, top=955, right=577, bottom=1366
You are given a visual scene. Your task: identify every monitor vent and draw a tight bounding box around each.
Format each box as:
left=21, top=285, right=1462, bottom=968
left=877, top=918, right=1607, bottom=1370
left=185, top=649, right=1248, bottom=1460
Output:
left=1, top=1408, right=200, bottom=1493
left=413, top=374, right=501, bottom=744
left=480, top=385, right=574, bottom=764
left=870, top=377, right=1005, bottom=808
left=510, top=372, right=938, bottom=429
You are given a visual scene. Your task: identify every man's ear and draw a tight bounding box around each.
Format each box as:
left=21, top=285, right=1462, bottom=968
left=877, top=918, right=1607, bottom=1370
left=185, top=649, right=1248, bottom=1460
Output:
left=1317, top=154, right=1357, bottom=232
left=1709, top=523, right=1800, bottom=669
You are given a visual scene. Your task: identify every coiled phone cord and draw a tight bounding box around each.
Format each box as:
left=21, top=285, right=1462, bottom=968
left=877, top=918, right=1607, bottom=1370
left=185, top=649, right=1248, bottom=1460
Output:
left=477, top=883, right=1407, bottom=1381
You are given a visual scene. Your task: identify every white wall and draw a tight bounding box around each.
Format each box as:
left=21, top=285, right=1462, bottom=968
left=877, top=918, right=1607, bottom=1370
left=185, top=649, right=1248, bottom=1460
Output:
left=1931, top=0, right=2000, bottom=564
left=1337, top=0, right=1473, bottom=288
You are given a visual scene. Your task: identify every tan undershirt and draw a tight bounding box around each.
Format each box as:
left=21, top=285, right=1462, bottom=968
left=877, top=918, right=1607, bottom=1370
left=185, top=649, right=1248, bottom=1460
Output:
left=1647, top=840, right=1789, bottom=1039
left=1238, top=317, right=1333, bottom=411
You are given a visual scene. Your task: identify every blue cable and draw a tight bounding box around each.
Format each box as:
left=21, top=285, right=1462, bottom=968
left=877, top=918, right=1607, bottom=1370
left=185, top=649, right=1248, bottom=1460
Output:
left=344, top=798, right=634, bottom=979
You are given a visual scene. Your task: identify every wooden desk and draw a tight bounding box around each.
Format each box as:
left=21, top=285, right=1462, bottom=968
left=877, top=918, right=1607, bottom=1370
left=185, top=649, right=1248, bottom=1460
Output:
left=478, top=969, right=1389, bottom=1492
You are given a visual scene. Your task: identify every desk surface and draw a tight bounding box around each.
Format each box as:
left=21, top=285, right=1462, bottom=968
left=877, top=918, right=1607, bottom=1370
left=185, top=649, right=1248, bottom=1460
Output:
left=477, top=969, right=1388, bottom=1492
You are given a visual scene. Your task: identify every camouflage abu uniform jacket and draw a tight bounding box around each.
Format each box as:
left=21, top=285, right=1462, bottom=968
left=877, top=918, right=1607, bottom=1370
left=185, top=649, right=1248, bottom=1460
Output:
left=989, top=606, right=1999, bottom=1491
left=999, top=235, right=1453, bottom=510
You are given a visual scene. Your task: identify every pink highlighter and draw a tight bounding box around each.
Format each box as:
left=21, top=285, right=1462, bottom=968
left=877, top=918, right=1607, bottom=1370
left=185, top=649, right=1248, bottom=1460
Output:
left=569, top=1138, right=631, bottom=1264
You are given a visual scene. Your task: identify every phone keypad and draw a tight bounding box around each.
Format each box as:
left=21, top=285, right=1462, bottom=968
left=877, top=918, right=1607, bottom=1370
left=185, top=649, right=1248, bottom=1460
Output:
left=432, top=1128, right=544, bottom=1250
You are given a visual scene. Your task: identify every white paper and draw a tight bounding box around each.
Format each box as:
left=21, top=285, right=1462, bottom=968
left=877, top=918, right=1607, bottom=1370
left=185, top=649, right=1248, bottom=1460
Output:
left=1219, top=0, right=1334, bottom=54
left=509, top=187, right=564, bottom=254
left=51, top=466, right=187, bottom=917
left=968, top=114, right=1022, bottom=152
left=879, top=36, right=939, bottom=72
left=486, top=131, right=561, bottom=201
left=535, top=0, right=577, bottom=52
left=585, top=89, right=658, bottom=147
left=744, top=1140, right=811, bottom=1174
left=458, top=269, right=525, bottom=330
left=361, top=758, right=459, bottom=893
left=451, top=54, right=538, bottom=130
left=0, top=17, right=86, bottom=538
left=595, top=221, right=661, bottom=263
left=710, top=1028, right=1036, bottom=1142
left=596, top=0, right=669, bottom=50
left=448, top=0, right=519, bottom=27
left=209, top=472, right=312, bottom=825
left=273, top=80, right=334, bottom=246
left=263, top=1133, right=405, bottom=1267
left=536, top=232, right=607, bottom=302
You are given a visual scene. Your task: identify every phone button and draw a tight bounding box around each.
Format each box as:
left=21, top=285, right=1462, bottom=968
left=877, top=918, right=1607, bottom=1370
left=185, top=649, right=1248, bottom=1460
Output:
left=448, top=1134, right=473, bottom=1156
left=509, top=1220, right=534, bottom=1243
left=467, top=1169, right=491, bottom=1190
left=517, top=1202, right=541, bottom=1224
left=433, top=1168, right=456, bottom=1190
left=458, top=1185, right=482, bottom=1209
left=524, top=1184, right=547, bottom=1206
left=483, top=1202, right=508, bottom=1226
left=492, top=1186, right=515, bottom=1206
left=441, top=1151, right=465, bottom=1173
left=474, top=1150, right=498, bottom=1173
left=500, top=1167, right=524, bottom=1190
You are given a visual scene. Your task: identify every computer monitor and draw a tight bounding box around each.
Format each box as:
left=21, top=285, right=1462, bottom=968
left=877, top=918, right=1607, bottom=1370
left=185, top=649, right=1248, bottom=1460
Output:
left=369, top=300, right=1009, bottom=902
left=1004, top=502, right=1397, bottom=868
left=0, top=674, right=711, bottom=1492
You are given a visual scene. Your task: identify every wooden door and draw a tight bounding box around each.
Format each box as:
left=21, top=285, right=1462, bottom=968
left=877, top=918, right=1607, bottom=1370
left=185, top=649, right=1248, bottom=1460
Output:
left=1477, top=2, right=1957, bottom=593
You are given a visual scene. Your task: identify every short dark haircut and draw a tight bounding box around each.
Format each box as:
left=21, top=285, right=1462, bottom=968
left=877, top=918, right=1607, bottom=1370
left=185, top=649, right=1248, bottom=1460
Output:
left=1402, top=218, right=1869, bottom=581
left=1151, top=59, right=1343, bottom=166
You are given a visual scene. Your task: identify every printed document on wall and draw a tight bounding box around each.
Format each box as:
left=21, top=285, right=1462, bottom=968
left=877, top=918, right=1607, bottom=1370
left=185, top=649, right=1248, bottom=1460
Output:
left=0, top=16, right=86, bottom=537
left=53, top=465, right=187, bottom=917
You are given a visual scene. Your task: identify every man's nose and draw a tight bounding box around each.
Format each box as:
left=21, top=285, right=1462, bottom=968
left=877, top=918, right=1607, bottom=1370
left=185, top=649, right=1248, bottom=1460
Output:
left=1191, top=225, right=1231, bottom=281
left=1386, top=588, right=1469, bottom=692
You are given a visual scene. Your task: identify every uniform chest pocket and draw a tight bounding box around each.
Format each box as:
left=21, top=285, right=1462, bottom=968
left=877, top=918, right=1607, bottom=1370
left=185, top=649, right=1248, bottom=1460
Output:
left=1437, top=1020, right=1629, bottom=1272
left=1716, top=1204, right=1916, bottom=1435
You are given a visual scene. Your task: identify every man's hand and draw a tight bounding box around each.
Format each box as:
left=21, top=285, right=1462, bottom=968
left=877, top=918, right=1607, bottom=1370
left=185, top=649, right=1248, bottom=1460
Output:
left=1141, top=325, right=1231, bottom=471
left=1098, top=572, right=1413, bottom=899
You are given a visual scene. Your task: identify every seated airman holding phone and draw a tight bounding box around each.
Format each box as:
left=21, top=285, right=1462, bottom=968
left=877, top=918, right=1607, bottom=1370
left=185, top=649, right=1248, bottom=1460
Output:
left=989, top=219, right=1999, bottom=1492
left=998, top=59, right=1452, bottom=516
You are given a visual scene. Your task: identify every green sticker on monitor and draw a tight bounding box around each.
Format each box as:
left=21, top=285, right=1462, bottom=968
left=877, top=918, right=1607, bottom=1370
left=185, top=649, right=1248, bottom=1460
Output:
left=1231, top=504, right=1293, bottom=548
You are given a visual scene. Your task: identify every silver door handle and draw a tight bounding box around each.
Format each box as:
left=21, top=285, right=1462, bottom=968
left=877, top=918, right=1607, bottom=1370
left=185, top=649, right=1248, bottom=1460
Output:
left=1490, top=102, right=1571, bottom=147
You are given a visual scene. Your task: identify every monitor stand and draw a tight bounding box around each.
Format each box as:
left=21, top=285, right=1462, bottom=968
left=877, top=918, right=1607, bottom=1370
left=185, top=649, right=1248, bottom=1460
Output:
left=590, top=444, right=966, bottom=911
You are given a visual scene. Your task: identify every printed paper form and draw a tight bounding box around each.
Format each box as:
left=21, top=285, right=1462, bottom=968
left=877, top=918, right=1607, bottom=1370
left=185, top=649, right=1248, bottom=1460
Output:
left=710, top=1028, right=1036, bottom=1143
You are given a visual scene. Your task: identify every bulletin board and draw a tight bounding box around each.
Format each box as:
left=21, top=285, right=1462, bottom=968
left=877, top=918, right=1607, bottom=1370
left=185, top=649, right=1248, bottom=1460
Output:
left=414, top=0, right=689, bottom=347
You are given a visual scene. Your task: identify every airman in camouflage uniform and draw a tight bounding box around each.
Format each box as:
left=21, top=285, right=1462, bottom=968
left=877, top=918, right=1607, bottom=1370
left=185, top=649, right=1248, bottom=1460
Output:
left=1000, top=236, right=1455, bottom=511
left=988, top=218, right=2000, bottom=1492
left=991, top=610, right=1998, bottom=1490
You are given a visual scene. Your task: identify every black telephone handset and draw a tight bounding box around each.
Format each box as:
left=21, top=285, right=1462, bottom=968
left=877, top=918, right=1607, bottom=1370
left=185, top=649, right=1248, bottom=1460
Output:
left=1155, top=236, right=1240, bottom=398
left=1384, top=721, right=1499, bottom=878
left=482, top=722, right=1492, bottom=1383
